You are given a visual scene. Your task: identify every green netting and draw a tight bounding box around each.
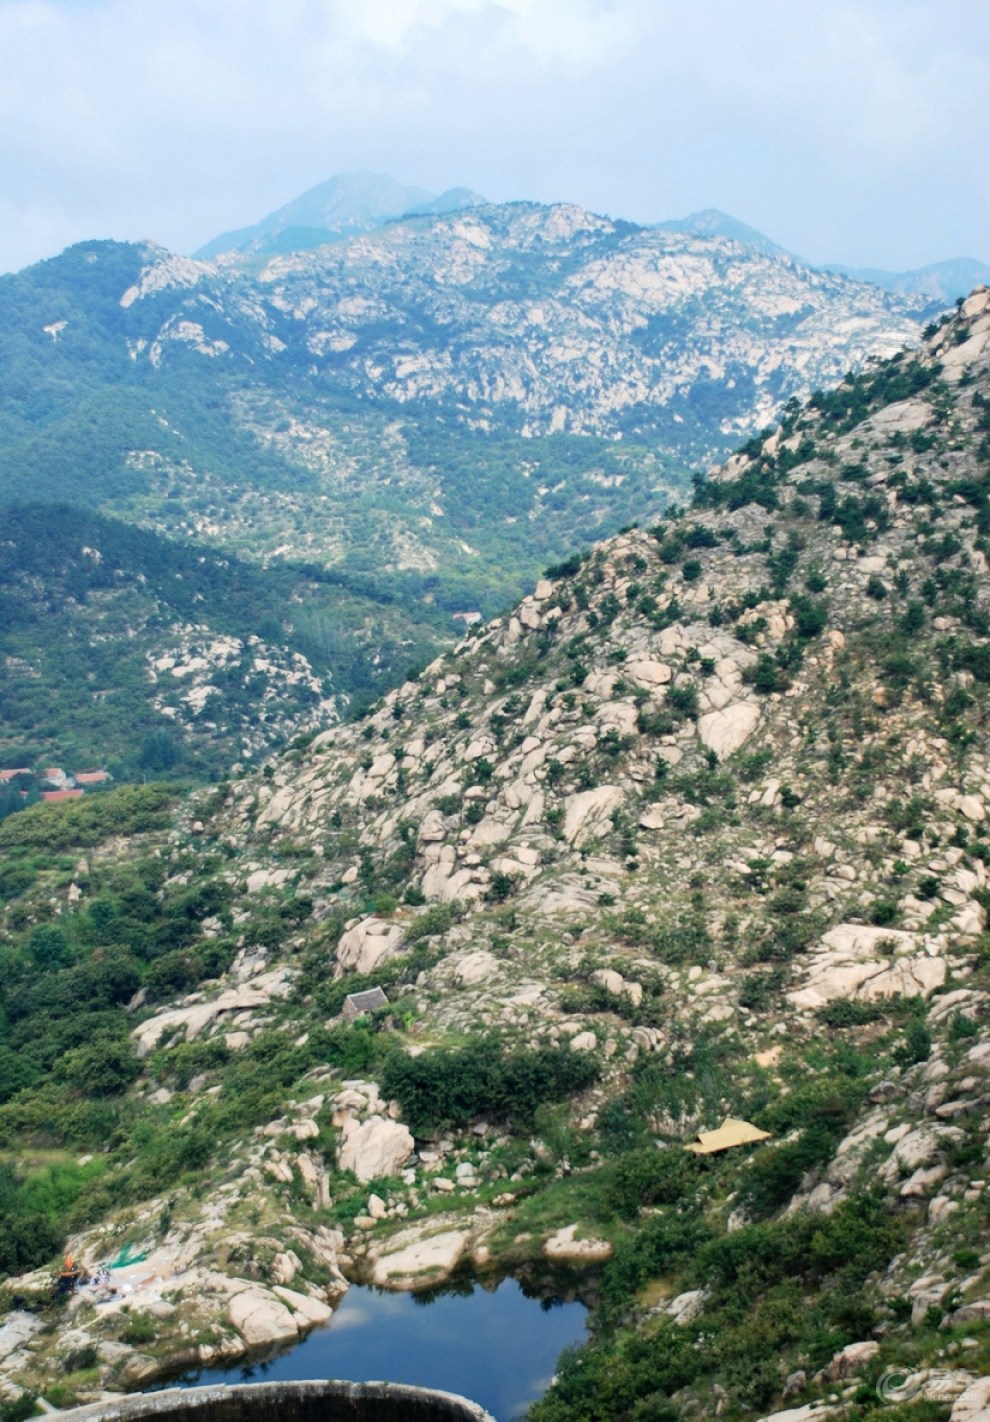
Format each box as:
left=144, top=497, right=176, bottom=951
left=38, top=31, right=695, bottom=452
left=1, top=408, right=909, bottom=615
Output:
left=109, top=1243, right=149, bottom=1269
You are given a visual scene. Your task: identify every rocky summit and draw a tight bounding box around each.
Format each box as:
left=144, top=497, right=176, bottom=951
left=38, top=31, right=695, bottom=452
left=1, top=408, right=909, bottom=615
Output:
left=1, top=292, right=990, bottom=1422
left=125, top=202, right=925, bottom=451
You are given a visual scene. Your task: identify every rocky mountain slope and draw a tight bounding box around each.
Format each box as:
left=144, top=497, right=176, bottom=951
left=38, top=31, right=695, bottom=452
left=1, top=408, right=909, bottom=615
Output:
left=198, top=172, right=989, bottom=305
left=654, top=208, right=990, bottom=308
left=654, top=208, right=791, bottom=261
left=144, top=202, right=926, bottom=449
left=1, top=292, right=989, bottom=1421
left=0, top=203, right=931, bottom=662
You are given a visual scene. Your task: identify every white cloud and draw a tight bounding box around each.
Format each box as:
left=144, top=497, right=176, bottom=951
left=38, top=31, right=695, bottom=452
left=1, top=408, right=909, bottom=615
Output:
left=0, top=0, right=986, bottom=273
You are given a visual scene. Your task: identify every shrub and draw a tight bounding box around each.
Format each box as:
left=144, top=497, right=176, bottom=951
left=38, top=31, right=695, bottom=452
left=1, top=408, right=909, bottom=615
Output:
left=120, top=1314, right=158, bottom=1346
left=380, top=1038, right=599, bottom=1134
left=403, top=902, right=463, bottom=945
left=894, top=1017, right=932, bottom=1066
left=737, top=1118, right=841, bottom=1217
left=63, top=1343, right=99, bottom=1373
left=667, top=682, right=700, bottom=719
left=738, top=967, right=788, bottom=1011
left=606, top=1147, right=701, bottom=1218
left=0, top=1397, right=38, bottom=1422
left=816, top=1000, right=882, bottom=1028
left=791, top=594, right=828, bottom=639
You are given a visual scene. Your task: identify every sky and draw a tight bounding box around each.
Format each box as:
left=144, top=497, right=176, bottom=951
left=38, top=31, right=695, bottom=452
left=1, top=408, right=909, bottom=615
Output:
left=0, top=0, right=987, bottom=276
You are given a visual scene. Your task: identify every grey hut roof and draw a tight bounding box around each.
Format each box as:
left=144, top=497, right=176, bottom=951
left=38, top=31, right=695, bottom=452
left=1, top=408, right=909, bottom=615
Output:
left=343, top=987, right=389, bottom=1015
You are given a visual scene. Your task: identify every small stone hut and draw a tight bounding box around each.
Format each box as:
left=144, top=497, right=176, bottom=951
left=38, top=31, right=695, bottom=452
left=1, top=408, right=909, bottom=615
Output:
left=342, top=986, right=389, bottom=1022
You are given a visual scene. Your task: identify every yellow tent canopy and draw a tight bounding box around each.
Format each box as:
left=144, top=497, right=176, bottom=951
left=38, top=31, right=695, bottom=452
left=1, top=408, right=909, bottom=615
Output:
left=684, top=1117, right=770, bottom=1155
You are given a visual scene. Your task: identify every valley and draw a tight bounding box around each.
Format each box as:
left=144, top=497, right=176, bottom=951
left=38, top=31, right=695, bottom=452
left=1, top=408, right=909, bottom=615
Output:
left=0, top=199, right=936, bottom=783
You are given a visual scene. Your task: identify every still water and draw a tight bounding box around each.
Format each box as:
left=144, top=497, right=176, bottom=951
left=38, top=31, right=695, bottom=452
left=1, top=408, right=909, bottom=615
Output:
left=170, top=1276, right=589, bottom=1422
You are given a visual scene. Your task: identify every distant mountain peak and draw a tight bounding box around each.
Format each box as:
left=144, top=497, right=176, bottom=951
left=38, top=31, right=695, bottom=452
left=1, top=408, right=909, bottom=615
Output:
left=404, top=187, right=488, bottom=217
left=194, top=171, right=487, bottom=261
left=652, top=208, right=789, bottom=259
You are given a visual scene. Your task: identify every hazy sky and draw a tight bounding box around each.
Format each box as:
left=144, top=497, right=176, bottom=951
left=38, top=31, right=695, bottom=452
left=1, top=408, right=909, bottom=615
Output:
left=1, top=0, right=987, bottom=276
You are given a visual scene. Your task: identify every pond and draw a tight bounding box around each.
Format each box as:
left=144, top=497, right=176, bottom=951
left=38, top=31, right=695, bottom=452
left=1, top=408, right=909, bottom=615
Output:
left=165, top=1274, right=590, bottom=1422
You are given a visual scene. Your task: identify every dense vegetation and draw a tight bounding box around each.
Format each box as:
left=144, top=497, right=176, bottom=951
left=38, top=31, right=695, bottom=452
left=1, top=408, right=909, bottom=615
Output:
left=0, top=504, right=446, bottom=780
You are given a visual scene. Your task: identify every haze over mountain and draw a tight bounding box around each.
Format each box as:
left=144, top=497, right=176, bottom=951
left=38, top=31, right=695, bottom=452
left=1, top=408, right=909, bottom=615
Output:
left=195, top=171, right=488, bottom=261
left=653, top=208, right=790, bottom=262
left=821, top=256, right=990, bottom=307
left=193, top=173, right=989, bottom=309
left=654, top=206, right=990, bottom=306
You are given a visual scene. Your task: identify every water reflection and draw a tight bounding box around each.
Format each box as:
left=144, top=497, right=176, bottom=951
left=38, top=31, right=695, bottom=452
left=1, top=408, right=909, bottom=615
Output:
left=166, top=1273, right=589, bottom=1422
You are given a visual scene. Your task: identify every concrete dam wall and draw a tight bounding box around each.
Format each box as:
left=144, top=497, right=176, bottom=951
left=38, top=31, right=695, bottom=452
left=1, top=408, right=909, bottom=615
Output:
left=60, top=1379, right=496, bottom=1422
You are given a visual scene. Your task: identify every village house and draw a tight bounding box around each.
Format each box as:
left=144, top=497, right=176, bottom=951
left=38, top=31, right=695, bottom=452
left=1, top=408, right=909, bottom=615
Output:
left=0, top=768, right=31, bottom=783
left=75, top=770, right=112, bottom=786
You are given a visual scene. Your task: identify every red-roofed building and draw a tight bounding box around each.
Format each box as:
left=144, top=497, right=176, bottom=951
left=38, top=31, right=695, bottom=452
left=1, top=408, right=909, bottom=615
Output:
left=0, top=768, right=31, bottom=783
left=42, top=789, right=84, bottom=802
left=42, top=767, right=70, bottom=788
left=74, top=770, right=111, bottom=785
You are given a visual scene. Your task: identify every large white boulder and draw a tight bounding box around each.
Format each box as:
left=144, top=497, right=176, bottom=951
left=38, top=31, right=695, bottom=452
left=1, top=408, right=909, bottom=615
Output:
left=625, top=658, right=672, bottom=689
left=453, top=950, right=500, bottom=986
left=417, top=810, right=447, bottom=844
left=562, top=785, right=624, bottom=846
left=543, top=1224, right=613, bottom=1263
left=371, top=1227, right=469, bottom=1289
left=336, top=918, right=404, bottom=975
left=227, top=1288, right=299, bottom=1347
left=951, top=1374, right=990, bottom=1422
left=337, top=1115, right=414, bottom=1183
left=697, top=701, right=760, bottom=758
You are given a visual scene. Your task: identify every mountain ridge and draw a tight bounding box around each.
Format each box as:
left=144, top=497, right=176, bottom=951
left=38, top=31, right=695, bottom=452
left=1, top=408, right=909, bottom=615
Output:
left=192, top=171, right=988, bottom=305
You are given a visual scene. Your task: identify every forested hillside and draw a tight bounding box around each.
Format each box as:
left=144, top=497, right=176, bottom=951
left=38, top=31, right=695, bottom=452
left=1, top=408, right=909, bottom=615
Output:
left=0, top=506, right=445, bottom=780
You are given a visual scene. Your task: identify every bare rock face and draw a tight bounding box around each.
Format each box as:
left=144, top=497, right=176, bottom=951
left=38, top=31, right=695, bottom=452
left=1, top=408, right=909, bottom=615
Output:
left=371, top=1226, right=470, bottom=1289
left=337, top=1115, right=414, bottom=1183
left=336, top=918, right=405, bottom=975
left=453, top=950, right=500, bottom=986
left=697, top=701, right=760, bottom=758
left=562, top=785, right=624, bottom=845
left=788, top=924, right=947, bottom=1008
left=271, top=1286, right=334, bottom=1327
left=132, top=968, right=293, bottom=1056
left=951, top=1374, right=990, bottom=1422
left=227, top=1288, right=300, bottom=1347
